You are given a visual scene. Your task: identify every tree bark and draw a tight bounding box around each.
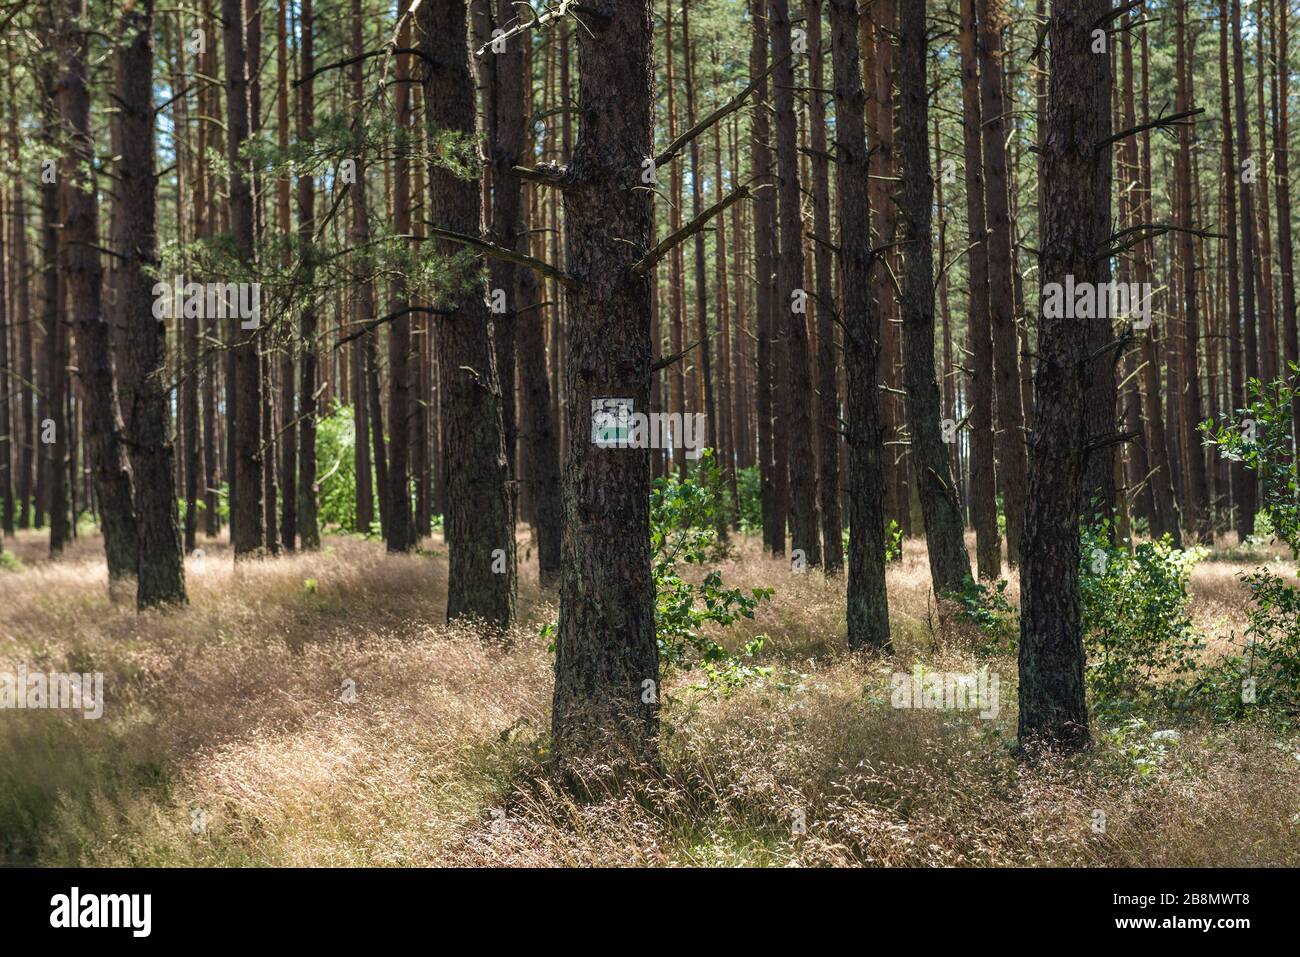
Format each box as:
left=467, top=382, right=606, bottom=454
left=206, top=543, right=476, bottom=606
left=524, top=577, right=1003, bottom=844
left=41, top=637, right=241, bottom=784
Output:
left=976, top=0, right=1027, bottom=565
left=898, top=0, right=971, bottom=598
left=223, top=0, right=264, bottom=557
left=421, top=0, right=516, bottom=627
left=958, top=0, right=1000, bottom=578
left=832, top=0, right=891, bottom=650
left=1018, top=0, right=1106, bottom=754
left=750, top=0, right=782, bottom=554
left=550, top=0, right=659, bottom=775
left=296, top=0, right=320, bottom=550
left=57, top=0, right=139, bottom=578
left=497, top=0, right=561, bottom=586
left=115, top=0, right=186, bottom=606
left=771, top=0, right=821, bottom=567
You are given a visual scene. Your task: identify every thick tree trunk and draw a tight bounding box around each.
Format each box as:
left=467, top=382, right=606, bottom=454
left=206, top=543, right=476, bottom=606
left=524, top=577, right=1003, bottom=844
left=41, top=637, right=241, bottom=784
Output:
left=898, top=0, right=971, bottom=598
left=1018, top=0, right=1106, bottom=754
left=832, top=0, right=890, bottom=650
left=57, top=0, right=139, bottom=578
left=421, top=0, right=515, bottom=627
left=550, top=0, right=659, bottom=775
left=115, top=0, right=186, bottom=607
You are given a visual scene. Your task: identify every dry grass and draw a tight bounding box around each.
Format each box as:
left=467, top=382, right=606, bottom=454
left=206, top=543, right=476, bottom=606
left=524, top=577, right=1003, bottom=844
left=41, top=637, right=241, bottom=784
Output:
left=1, top=527, right=1297, bottom=867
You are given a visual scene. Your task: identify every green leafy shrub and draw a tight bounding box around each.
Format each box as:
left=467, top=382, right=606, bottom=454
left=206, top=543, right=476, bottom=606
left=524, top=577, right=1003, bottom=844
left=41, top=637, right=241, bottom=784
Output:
left=1080, top=524, right=1205, bottom=712
left=956, top=578, right=1016, bottom=654
left=543, top=451, right=773, bottom=695
left=651, top=451, right=773, bottom=692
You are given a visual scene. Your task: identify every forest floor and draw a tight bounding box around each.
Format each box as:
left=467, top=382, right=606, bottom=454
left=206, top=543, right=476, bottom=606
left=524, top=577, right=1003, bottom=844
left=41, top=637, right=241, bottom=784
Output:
left=1, top=527, right=1298, bottom=866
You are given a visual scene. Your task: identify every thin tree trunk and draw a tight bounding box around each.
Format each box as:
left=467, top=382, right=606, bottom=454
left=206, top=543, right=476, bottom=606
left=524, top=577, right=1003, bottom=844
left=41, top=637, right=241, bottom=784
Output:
left=296, top=0, right=320, bottom=550
left=750, top=0, right=782, bottom=554
left=958, top=0, right=1001, bottom=578
left=976, top=0, right=1027, bottom=565
left=1233, top=0, right=1260, bottom=536
left=1174, top=0, right=1211, bottom=543
left=497, top=0, right=561, bottom=586
left=808, top=0, right=843, bottom=572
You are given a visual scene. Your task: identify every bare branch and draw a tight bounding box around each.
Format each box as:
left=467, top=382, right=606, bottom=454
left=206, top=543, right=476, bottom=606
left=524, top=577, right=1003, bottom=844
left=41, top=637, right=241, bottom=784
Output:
left=425, top=224, right=577, bottom=288
left=632, top=185, right=753, bottom=276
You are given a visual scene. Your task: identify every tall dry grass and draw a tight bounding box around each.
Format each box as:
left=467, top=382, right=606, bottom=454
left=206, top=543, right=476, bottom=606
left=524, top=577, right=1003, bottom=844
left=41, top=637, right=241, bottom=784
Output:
left=0, top=527, right=1296, bottom=866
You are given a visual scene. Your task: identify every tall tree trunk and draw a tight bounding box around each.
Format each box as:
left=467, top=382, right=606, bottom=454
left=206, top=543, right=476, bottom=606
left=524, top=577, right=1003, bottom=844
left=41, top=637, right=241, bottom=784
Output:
left=1232, top=0, right=1259, bottom=536
left=976, top=0, right=1027, bottom=565
left=1018, top=0, right=1107, bottom=754
left=421, top=0, right=516, bottom=626
left=772, top=0, right=821, bottom=567
left=1277, top=0, right=1300, bottom=445
left=7, top=53, right=33, bottom=532
left=958, top=0, right=1001, bottom=578
left=832, top=0, right=890, bottom=650
left=1174, top=0, right=1211, bottom=543
left=0, top=172, right=9, bottom=539
left=387, top=6, right=416, bottom=553
left=348, top=0, right=376, bottom=534
left=550, top=0, right=659, bottom=775
left=497, top=0, right=561, bottom=586
left=681, top=1, right=717, bottom=466
left=41, top=54, right=67, bottom=552
left=808, top=0, right=843, bottom=572
left=58, top=0, right=139, bottom=578
left=899, top=0, right=971, bottom=597
left=276, top=0, right=296, bottom=552
left=1126, top=15, right=1181, bottom=545
left=750, top=0, right=782, bottom=554
left=223, top=0, right=264, bottom=557
left=115, top=0, right=186, bottom=607
left=296, top=0, right=320, bottom=550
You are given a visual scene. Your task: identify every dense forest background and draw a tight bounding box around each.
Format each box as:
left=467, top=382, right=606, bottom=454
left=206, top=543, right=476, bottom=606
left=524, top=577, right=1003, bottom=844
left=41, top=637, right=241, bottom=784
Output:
left=0, top=0, right=1298, bottom=867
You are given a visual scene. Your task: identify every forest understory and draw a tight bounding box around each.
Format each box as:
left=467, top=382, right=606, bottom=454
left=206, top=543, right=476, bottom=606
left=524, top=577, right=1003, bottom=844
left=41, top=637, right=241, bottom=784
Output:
left=2, top=527, right=1296, bottom=867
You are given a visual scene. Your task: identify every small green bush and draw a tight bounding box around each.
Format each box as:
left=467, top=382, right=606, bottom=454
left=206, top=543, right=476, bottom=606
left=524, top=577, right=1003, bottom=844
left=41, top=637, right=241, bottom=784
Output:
left=1080, top=524, right=1205, bottom=712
